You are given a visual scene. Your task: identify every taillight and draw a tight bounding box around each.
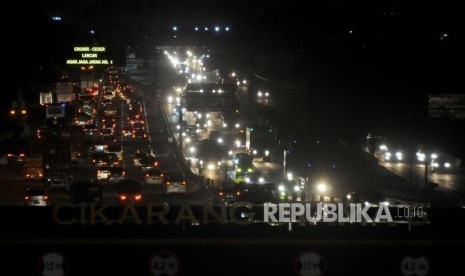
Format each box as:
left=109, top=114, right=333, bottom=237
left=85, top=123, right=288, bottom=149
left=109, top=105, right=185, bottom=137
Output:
left=236, top=191, right=241, bottom=196
left=160, top=174, right=164, bottom=177
left=20, top=154, right=25, bottom=157
left=219, top=192, right=224, bottom=197
left=154, top=161, right=159, bottom=166
left=120, top=195, right=127, bottom=201
left=135, top=194, right=142, bottom=201
left=44, top=196, right=48, bottom=200
left=7, top=153, right=13, bottom=157
left=145, top=174, right=149, bottom=177
left=166, top=181, right=170, bottom=186
left=182, top=181, right=186, bottom=185
left=24, top=196, right=29, bottom=200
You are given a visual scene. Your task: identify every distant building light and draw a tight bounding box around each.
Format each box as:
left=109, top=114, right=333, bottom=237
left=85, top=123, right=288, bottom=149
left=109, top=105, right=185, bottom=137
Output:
left=214, top=26, right=220, bottom=32
left=194, top=27, right=199, bottom=31
left=348, top=30, right=353, bottom=34
left=52, top=16, right=62, bottom=22
left=225, top=27, right=230, bottom=31
left=90, top=30, right=95, bottom=35
left=204, top=27, right=209, bottom=31
left=172, top=26, right=178, bottom=31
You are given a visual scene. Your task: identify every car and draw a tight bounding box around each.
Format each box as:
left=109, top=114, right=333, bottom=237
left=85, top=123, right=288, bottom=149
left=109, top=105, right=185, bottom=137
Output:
left=24, top=188, right=48, bottom=206
left=234, top=153, right=254, bottom=176
left=132, top=129, right=147, bottom=140
left=164, top=173, right=187, bottom=194
left=213, top=184, right=242, bottom=204
left=115, top=179, right=142, bottom=204
left=140, top=155, right=159, bottom=171
left=243, top=171, right=266, bottom=184
left=144, top=169, right=165, bottom=185
left=108, top=167, right=125, bottom=184
left=97, top=166, right=111, bottom=181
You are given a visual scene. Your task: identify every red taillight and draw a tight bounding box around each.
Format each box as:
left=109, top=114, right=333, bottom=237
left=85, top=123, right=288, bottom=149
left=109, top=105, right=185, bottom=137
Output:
left=182, top=181, right=186, bottom=185
left=44, top=196, right=48, bottom=200
left=20, top=154, right=25, bottom=157
left=7, top=154, right=13, bottom=157
left=145, top=174, right=149, bottom=177
left=24, top=196, right=29, bottom=200
left=236, top=191, right=241, bottom=196
left=135, top=194, right=142, bottom=201
left=120, top=195, right=127, bottom=201
left=154, top=161, right=158, bottom=166
left=166, top=181, right=170, bottom=186
left=219, top=192, right=224, bottom=197
left=160, top=174, right=164, bottom=177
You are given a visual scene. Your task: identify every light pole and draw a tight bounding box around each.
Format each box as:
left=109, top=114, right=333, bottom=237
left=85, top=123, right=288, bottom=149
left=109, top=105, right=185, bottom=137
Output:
left=283, top=149, right=287, bottom=178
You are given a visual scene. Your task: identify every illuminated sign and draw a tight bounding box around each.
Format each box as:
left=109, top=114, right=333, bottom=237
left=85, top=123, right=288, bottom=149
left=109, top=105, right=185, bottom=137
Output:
left=66, top=46, right=112, bottom=66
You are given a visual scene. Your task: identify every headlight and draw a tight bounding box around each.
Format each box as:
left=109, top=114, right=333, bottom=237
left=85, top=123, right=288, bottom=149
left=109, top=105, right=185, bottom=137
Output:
left=265, top=150, right=270, bottom=156
left=258, top=177, right=264, bottom=183
left=207, top=164, right=215, bottom=171
left=199, top=160, right=204, bottom=165
left=395, top=152, right=402, bottom=160
left=294, top=186, right=300, bottom=192
left=252, top=150, right=257, bottom=155
left=317, top=183, right=327, bottom=193
left=245, top=177, right=251, bottom=183
left=444, top=162, right=451, bottom=168
left=278, top=185, right=285, bottom=192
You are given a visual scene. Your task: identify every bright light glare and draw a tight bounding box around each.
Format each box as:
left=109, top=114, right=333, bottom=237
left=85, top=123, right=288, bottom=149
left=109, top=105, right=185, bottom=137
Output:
left=287, top=173, right=293, bottom=181
left=317, top=183, right=327, bottom=193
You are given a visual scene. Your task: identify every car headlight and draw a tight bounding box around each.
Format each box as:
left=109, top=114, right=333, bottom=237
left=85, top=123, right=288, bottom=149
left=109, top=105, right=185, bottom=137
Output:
left=294, top=185, right=300, bottom=192
left=258, top=177, right=264, bottom=183
left=317, top=183, right=327, bottom=193
left=245, top=177, right=251, bottom=183
left=207, top=163, right=215, bottom=171
left=265, top=150, right=270, bottom=156
left=278, top=185, right=285, bottom=192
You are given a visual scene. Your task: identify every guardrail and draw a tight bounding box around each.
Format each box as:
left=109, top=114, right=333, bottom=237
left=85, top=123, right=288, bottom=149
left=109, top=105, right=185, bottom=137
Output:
left=157, top=100, right=205, bottom=187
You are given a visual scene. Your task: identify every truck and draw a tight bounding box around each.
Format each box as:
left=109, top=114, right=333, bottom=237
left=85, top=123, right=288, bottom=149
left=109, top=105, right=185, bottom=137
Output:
left=40, top=92, right=53, bottom=105
left=56, top=82, right=74, bottom=103
left=245, top=126, right=275, bottom=162
left=42, top=132, right=73, bottom=191
left=22, top=155, right=43, bottom=181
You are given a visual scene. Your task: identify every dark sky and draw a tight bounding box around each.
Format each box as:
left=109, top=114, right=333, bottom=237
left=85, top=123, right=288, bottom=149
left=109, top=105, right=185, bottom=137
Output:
left=3, top=0, right=462, bottom=109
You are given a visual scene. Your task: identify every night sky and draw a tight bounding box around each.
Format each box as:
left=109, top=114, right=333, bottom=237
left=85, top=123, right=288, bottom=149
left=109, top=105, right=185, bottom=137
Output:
left=4, top=0, right=462, bottom=113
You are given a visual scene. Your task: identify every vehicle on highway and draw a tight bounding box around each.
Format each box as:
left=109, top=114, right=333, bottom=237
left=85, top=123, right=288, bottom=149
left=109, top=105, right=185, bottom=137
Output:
left=115, top=179, right=142, bottom=204
left=243, top=171, right=266, bottom=184
left=132, top=129, right=147, bottom=140
left=24, top=188, right=48, bottom=206
left=163, top=173, right=187, bottom=194
left=108, top=167, right=126, bottom=184
left=144, top=169, right=165, bottom=186
left=213, top=184, right=242, bottom=204
left=97, top=166, right=111, bottom=181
